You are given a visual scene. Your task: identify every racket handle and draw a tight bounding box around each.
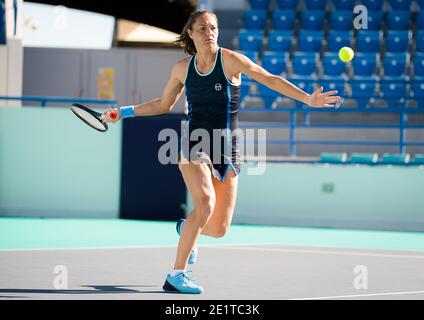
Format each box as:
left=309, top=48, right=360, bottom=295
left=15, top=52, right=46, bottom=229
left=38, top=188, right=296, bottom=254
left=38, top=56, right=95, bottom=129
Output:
left=109, top=110, right=118, bottom=120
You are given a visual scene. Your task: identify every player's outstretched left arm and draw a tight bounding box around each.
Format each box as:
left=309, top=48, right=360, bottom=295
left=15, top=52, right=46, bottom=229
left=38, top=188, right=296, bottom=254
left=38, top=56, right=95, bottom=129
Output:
left=228, top=50, right=341, bottom=108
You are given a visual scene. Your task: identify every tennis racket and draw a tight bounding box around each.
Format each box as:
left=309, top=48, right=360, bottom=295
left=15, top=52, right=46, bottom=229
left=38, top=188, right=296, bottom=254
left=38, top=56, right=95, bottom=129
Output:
left=70, top=103, right=118, bottom=132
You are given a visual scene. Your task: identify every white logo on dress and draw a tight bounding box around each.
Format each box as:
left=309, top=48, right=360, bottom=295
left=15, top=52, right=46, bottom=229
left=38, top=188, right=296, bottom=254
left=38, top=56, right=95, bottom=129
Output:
left=215, top=83, right=222, bottom=91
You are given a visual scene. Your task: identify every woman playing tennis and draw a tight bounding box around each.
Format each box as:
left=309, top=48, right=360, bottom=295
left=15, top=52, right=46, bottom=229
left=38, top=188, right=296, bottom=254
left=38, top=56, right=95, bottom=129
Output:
left=103, top=10, right=340, bottom=294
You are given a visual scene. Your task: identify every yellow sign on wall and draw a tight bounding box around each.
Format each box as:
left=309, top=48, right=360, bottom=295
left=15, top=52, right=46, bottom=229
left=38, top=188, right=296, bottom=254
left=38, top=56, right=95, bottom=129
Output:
left=97, top=67, right=115, bottom=100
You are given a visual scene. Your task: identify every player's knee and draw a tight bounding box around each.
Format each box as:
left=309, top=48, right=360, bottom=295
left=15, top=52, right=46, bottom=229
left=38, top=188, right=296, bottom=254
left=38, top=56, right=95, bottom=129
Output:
left=195, top=194, right=215, bottom=219
left=210, top=224, right=229, bottom=238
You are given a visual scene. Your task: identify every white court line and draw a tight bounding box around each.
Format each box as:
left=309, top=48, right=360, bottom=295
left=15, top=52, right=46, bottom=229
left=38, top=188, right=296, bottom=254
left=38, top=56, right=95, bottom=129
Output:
left=292, top=290, right=424, bottom=300
left=206, top=245, right=424, bottom=260
left=0, top=242, right=276, bottom=252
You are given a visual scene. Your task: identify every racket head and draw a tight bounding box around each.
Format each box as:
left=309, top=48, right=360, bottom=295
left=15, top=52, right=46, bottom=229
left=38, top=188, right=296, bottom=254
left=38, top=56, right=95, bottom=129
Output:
left=70, top=103, right=108, bottom=132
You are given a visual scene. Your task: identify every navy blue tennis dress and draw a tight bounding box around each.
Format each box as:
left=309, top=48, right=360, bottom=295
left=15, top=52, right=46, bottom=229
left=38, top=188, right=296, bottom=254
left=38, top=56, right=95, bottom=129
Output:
left=181, top=47, right=241, bottom=182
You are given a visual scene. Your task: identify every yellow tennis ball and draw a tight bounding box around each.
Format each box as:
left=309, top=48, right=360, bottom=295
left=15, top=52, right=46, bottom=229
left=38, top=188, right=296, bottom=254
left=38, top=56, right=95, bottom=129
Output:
left=338, top=47, right=354, bottom=62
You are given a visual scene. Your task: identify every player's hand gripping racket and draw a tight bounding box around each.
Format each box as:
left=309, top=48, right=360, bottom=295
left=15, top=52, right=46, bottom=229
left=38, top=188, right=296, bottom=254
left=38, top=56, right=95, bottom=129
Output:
left=70, top=103, right=118, bottom=132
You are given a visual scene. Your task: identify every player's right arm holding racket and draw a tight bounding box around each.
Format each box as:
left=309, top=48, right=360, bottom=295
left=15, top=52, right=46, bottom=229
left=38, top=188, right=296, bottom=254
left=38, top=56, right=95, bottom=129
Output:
left=103, top=60, right=187, bottom=123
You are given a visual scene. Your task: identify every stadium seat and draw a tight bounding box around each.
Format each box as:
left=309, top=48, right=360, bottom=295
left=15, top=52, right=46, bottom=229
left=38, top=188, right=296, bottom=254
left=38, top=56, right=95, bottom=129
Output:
left=318, top=79, right=346, bottom=96
left=356, top=31, right=382, bottom=52
left=413, top=53, right=424, bottom=80
left=349, top=80, right=378, bottom=108
left=239, top=30, right=264, bottom=51
left=382, top=53, right=409, bottom=80
left=366, top=11, right=384, bottom=31
left=418, top=12, right=424, bottom=30
left=238, top=50, right=259, bottom=63
left=387, top=11, right=411, bottom=31
left=257, top=83, right=280, bottom=109
left=388, top=0, right=411, bottom=10
left=261, top=51, right=288, bottom=75
left=304, top=0, right=327, bottom=10
left=243, top=10, right=267, bottom=30
left=292, top=52, right=319, bottom=76
left=319, top=152, right=348, bottom=163
left=410, top=81, right=424, bottom=106
left=271, top=10, right=296, bottom=30
left=248, top=0, right=271, bottom=10
left=359, top=0, right=384, bottom=11
left=276, top=0, right=299, bottom=10
left=327, top=31, right=353, bottom=52
left=416, top=31, right=424, bottom=52
left=379, top=153, right=410, bottom=165
left=300, top=10, right=325, bottom=30
left=329, top=11, right=353, bottom=31
left=298, top=31, right=323, bottom=52
left=333, top=0, right=355, bottom=10
left=352, top=53, right=379, bottom=78
left=350, top=153, right=379, bottom=164
left=321, top=52, right=348, bottom=77
left=385, top=31, right=411, bottom=53
left=379, top=81, right=408, bottom=108
left=268, top=30, right=293, bottom=51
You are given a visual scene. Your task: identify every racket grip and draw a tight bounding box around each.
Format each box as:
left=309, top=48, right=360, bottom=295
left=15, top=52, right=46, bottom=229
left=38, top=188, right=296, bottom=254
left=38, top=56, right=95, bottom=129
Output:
left=109, top=110, right=118, bottom=120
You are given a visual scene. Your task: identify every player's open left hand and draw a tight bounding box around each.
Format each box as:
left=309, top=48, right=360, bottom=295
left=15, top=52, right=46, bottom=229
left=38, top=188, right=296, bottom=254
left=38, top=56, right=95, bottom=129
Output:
left=307, top=86, right=341, bottom=108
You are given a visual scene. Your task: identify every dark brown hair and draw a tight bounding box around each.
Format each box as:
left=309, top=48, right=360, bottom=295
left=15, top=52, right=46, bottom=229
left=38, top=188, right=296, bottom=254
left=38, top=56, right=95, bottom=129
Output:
left=175, top=10, right=218, bottom=56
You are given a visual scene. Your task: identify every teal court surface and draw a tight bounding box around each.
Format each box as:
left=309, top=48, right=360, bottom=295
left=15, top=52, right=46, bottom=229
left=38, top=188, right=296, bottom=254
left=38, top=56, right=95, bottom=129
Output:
left=1, top=218, right=424, bottom=300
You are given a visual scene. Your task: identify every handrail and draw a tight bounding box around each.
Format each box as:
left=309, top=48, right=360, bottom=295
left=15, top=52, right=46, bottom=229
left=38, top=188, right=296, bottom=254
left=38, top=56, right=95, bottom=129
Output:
left=239, top=107, right=424, bottom=156
left=0, top=96, right=118, bottom=107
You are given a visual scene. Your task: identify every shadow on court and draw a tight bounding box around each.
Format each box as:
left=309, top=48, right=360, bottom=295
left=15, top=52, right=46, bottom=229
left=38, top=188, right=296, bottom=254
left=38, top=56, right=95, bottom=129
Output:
left=0, top=285, right=156, bottom=296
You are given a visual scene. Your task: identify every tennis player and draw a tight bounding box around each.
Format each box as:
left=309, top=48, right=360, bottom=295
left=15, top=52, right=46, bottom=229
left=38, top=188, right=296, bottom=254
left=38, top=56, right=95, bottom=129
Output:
left=103, top=10, right=340, bottom=294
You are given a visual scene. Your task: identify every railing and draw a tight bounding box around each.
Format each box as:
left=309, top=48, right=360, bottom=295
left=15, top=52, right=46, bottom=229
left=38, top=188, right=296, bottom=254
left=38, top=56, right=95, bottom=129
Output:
left=0, top=96, right=117, bottom=108
left=239, top=107, right=424, bottom=156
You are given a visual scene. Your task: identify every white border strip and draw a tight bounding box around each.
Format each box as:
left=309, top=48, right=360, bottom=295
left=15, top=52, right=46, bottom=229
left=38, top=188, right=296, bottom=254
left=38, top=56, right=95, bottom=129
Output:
left=292, top=290, right=424, bottom=300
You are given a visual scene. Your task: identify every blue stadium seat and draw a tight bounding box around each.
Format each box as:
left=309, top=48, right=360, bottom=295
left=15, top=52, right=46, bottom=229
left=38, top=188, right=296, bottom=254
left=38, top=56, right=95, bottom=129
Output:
left=327, top=31, right=353, bottom=52
left=382, top=53, right=409, bottom=80
left=248, top=0, right=271, bottom=10
left=329, top=11, right=353, bottom=31
left=366, top=11, right=384, bottom=31
left=388, top=0, right=411, bottom=10
left=413, top=53, right=424, bottom=80
left=321, top=52, right=348, bottom=77
left=333, top=0, right=355, bottom=10
left=352, top=53, right=379, bottom=78
left=271, top=10, right=296, bottom=30
left=276, top=0, right=299, bottom=10
left=261, top=51, right=288, bottom=75
left=239, top=30, right=264, bottom=51
left=356, top=31, right=382, bottom=52
left=379, top=153, right=410, bottom=165
left=292, top=52, right=319, bottom=76
left=304, top=0, right=327, bottom=9
left=319, top=153, right=348, bottom=164
left=298, top=31, right=323, bottom=52
left=379, top=81, right=408, bottom=108
left=410, top=81, right=424, bottom=107
left=300, top=10, right=325, bottom=30
left=268, top=30, right=293, bottom=51
left=318, top=79, right=346, bottom=96
left=385, top=31, right=411, bottom=53
left=349, top=80, right=378, bottom=108
left=257, top=83, right=280, bottom=109
left=387, top=11, right=411, bottom=31
left=417, top=31, right=424, bottom=53
left=240, top=74, right=252, bottom=99
left=238, top=50, right=259, bottom=63
left=360, top=0, right=384, bottom=10
left=243, top=10, right=267, bottom=30
left=418, top=12, right=424, bottom=30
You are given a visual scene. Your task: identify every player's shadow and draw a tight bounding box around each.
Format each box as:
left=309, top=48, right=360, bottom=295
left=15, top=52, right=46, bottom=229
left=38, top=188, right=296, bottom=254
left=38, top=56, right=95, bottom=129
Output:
left=0, top=285, right=155, bottom=298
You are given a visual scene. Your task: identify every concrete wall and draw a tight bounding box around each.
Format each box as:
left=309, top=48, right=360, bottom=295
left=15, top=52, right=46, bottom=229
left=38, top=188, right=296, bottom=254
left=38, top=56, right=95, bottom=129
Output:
left=0, top=107, right=122, bottom=218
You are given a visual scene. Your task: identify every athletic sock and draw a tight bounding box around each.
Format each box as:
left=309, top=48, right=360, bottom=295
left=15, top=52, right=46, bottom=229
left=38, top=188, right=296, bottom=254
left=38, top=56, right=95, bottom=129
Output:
left=169, top=269, right=186, bottom=277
